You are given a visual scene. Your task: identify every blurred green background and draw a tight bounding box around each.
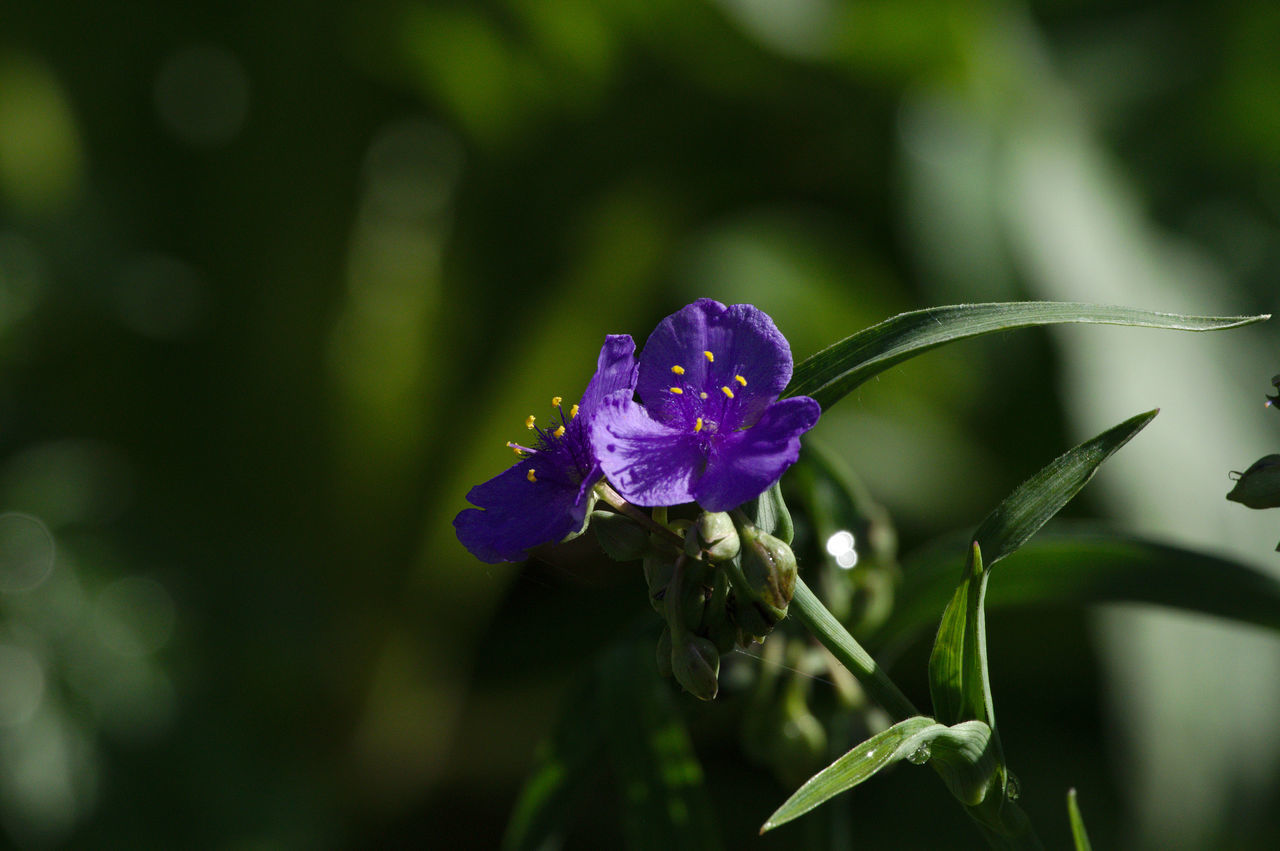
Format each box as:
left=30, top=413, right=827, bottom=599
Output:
left=3, top=1, right=1280, bottom=848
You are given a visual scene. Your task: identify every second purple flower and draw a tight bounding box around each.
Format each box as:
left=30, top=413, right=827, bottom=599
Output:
left=591, top=299, right=820, bottom=512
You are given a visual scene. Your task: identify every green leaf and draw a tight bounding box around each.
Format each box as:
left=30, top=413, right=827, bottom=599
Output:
left=761, top=717, right=998, bottom=833
left=760, top=715, right=938, bottom=833
left=928, top=542, right=995, bottom=729
left=1067, top=788, right=1093, bottom=851
left=503, top=640, right=720, bottom=851
left=877, top=526, right=1280, bottom=654
left=786, top=302, right=1268, bottom=410
left=971, top=409, right=1157, bottom=568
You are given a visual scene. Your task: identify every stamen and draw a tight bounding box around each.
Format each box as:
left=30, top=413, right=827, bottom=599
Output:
left=699, top=392, right=708, bottom=400
left=553, top=425, right=566, bottom=438
left=527, top=469, right=537, bottom=482
left=703, top=350, right=714, bottom=363
left=570, top=404, right=580, bottom=418
left=671, top=365, right=685, bottom=375
left=694, top=417, right=703, bottom=433
left=525, top=415, right=536, bottom=429
left=551, top=396, right=563, bottom=407
left=506, top=442, right=533, bottom=455
left=734, top=375, right=747, bottom=386
left=670, top=387, right=684, bottom=394
left=721, top=386, right=734, bottom=399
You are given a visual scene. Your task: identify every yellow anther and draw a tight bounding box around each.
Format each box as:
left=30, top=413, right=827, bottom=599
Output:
left=735, top=375, right=747, bottom=386
left=694, top=417, right=703, bottom=433
left=551, top=396, right=563, bottom=407
left=703, top=350, right=714, bottom=363
left=527, top=469, right=537, bottom=482
left=553, top=425, right=566, bottom=438
left=671, top=365, right=685, bottom=375
left=721, top=386, right=734, bottom=399
left=700, top=392, right=708, bottom=400
left=670, top=387, right=684, bottom=394
left=570, top=404, right=580, bottom=418
left=507, top=442, right=525, bottom=455
left=525, top=415, right=536, bottom=429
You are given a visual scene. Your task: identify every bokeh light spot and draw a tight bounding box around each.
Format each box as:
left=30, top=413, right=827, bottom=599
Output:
left=0, top=513, right=55, bottom=593
left=825, top=530, right=858, bottom=569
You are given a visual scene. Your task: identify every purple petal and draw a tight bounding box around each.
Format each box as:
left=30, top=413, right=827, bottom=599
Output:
left=591, top=395, right=706, bottom=507
left=454, top=459, right=589, bottom=563
left=578, top=335, right=638, bottom=415
left=637, top=300, right=793, bottom=428
left=692, top=396, right=821, bottom=511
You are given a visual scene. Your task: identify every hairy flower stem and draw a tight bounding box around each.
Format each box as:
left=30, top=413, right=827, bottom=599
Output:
left=790, top=578, right=919, bottom=722
left=594, top=482, right=684, bottom=546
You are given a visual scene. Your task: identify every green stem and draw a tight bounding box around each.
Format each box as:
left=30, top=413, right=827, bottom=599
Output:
left=595, top=482, right=683, bottom=546
left=790, top=577, right=919, bottom=721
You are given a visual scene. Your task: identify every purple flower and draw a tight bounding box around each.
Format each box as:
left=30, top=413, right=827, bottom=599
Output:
left=453, top=335, right=638, bottom=563
left=591, top=299, right=820, bottom=512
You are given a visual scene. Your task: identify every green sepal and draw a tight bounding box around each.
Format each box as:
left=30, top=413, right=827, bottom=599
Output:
left=591, top=510, right=651, bottom=561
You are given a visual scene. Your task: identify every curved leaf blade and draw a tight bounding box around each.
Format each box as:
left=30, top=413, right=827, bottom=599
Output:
left=761, top=718, right=998, bottom=834
left=786, top=303, right=1267, bottom=410
left=972, top=409, right=1157, bottom=567
left=877, top=527, right=1280, bottom=654
left=760, top=716, right=939, bottom=833
left=1068, top=788, right=1093, bottom=851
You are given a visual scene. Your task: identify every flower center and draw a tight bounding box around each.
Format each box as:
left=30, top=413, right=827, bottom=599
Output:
left=667, top=354, right=749, bottom=435
left=506, top=395, right=587, bottom=485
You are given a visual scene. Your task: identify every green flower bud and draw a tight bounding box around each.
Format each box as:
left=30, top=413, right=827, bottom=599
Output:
left=737, top=521, right=797, bottom=607
left=670, top=634, right=720, bottom=700
left=591, top=510, right=650, bottom=561
left=643, top=554, right=675, bottom=615
left=693, top=511, right=741, bottom=562
left=1228, top=454, right=1280, bottom=509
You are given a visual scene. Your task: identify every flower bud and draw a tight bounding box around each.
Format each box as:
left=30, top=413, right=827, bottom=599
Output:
left=670, top=633, right=720, bottom=700
left=643, top=554, right=675, bottom=615
left=692, top=511, right=741, bottom=562
left=591, top=510, right=650, bottom=561
left=738, top=522, right=797, bottom=611
left=1227, top=454, right=1280, bottom=509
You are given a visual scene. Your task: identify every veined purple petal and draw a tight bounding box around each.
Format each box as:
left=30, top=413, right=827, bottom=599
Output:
left=637, top=299, right=793, bottom=430
left=691, top=396, right=821, bottom=512
left=454, top=459, right=589, bottom=563
left=579, top=335, right=637, bottom=415
left=591, top=396, right=706, bottom=507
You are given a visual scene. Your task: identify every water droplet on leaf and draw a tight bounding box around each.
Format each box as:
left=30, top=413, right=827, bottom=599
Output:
left=906, top=742, right=931, bottom=765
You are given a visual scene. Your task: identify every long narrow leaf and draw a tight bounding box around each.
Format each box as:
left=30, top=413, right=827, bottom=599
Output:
left=877, top=527, right=1280, bottom=654
left=972, top=410, right=1157, bottom=567
left=760, top=716, right=941, bottom=832
left=786, top=303, right=1267, bottom=409
left=1067, top=788, right=1093, bottom=851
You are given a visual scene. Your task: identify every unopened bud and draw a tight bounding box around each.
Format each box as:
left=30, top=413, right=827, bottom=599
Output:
left=738, top=522, right=797, bottom=611
left=1228, top=454, right=1280, bottom=509
left=693, top=511, right=741, bottom=562
left=643, top=554, right=675, bottom=615
left=671, top=634, right=720, bottom=700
